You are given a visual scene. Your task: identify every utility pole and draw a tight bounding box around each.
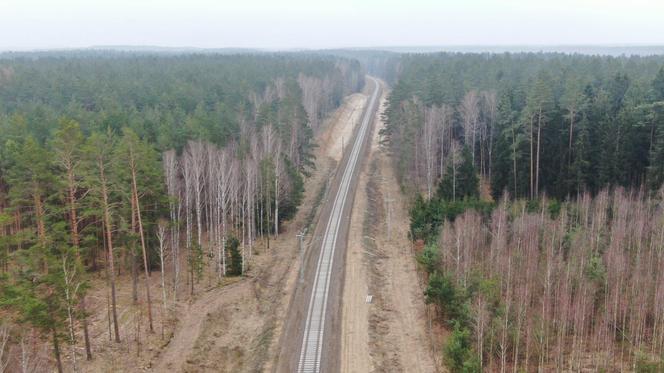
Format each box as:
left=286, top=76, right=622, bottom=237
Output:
left=297, top=228, right=307, bottom=283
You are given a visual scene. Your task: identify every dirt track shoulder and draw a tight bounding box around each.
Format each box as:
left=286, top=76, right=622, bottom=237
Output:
left=340, top=86, right=438, bottom=372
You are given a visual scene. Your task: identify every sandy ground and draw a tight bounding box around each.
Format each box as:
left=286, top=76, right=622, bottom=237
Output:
left=340, top=86, right=439, bottom=372
left=320, top=93, right=367, bottom=162
left=61, top=92, right=370, bottom=373
left=340, top=169, right=372, bottom=373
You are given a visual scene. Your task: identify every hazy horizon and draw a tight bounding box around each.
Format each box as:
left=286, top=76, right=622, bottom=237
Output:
left=3, top=0, right=664, bottom=52
left=3, top=44, right=664, bottom=52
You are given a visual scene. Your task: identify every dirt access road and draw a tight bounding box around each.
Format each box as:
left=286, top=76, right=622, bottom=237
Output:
left=275, top=77, right=381, bottom=373
left=340, top=85, right=438, bottom=373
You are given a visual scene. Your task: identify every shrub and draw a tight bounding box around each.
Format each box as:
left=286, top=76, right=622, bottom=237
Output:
left=444, top=322, right=481, bottom=372
left=225, top=236, right=242, bottom=276
left=635, top=352, right=664, bottom=372
left=417, top=244, right=439, bottom=274
left=188, top=242, right=204, bottom=281
left=425, top=271, right=466, bottom=322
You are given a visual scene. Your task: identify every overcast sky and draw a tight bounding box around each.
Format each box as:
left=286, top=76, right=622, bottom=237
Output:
left=2, top=0, right=664, bottom=50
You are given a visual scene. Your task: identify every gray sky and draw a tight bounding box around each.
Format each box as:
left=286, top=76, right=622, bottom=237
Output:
left=2, top=0, right=664, bottom=50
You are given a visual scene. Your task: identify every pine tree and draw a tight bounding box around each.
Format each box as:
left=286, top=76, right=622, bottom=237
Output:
left=437, top=146, right=479, bottom=201
left=225, top=236, right=242, bottom=276
left=4, top=136, right=53, bottom=248
left=115, top=128, right=162, bottom=333
left=647, top=103, right=664, bottom=189
left=51, top=118, right=93, bottom=360
left=654, top=66, right=664, bottom=101
left=491, top=90, right=525, bottom=199
left=0, top=225, right=80, bottom=373
left=560, top=77, right=586, bottom=169
left=525, top=73, right=555, bottom=197
left=84, top=131, right=121, bottom=343
left=569, top=116, right=593, bottom=194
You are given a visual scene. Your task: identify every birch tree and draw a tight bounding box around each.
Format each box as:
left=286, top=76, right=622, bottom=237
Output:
left=298, top=74, right=323, bottom=129
left=438, top=104, right=454, bottom=178
left=162, top=150, right=181, bottom=297
left=182, top=141, right=206, bottom=295
left=0, top=324, right=8, bottom=373
left=460, top=91, right=480, bottom=165
left=156, top=221, right=167, bottom=339
left=117, top=128, right=155, bottom=333
left=423, top=106, right=439, bottom=199
left=482, top=91, right=497, bottom=179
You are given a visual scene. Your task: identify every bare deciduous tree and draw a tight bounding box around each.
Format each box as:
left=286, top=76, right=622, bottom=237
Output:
left=432, top=189, right=664, bottom=370
left=423, top=106, right=439, bottom=199
left=460, top=91, right=480, bottom=165
left=298, top=74, right=323, bottom=129
left=156, top=221, right=168, bottom=339
left=0, top=324, right=9, bottom=373
left=162, top=150, right=181, bottom=298
left=482, top=91, right=497, bottom=179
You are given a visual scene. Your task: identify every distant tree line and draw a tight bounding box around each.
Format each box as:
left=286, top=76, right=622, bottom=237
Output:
left=383, top=52, right=664, bottom=199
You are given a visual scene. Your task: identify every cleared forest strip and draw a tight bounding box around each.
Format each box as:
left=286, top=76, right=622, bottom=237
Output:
left=340, top=86, right=438, bottom=372
left=340, top=169, right=372, bottom=373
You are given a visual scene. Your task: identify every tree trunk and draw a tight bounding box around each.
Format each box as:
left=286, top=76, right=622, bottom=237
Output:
left=157, top=225, right=167, bottom=340
left=130, top=193, right=138, bottom=303
left=274, top=161, right=279, bottom=237
left=33, top=190, right=46, bottom=246
left=512, top=125, right=518, bottom=198
left=81, top=297, right=92, bottom=360
left=65, top=169, right=92, bottom=360
left=131, top=164, right=154, bottom=333
left=52, top=326, right=63, bottom=373
left=62, top=259, right=78, bottom=373
left=452, top=145, right=457, bottom=201
left=221, top=178, right=227, bottom=277
left=568, top=109, right=575, bottom=168
left=536, top=108, right=542, bottom=197
left=100, top=161, right=120, bottom=343
left=529, top=115, right=534, bottom=198
left=131, top=251, right=138, bottom=304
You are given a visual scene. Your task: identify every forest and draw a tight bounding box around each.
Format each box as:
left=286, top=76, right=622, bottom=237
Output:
left=383, top=52, right=664, bottom=198
left=384, top=53, right=664, bottom=371
left=3, top=48, right=664, bottom=371
left=0, top=52, right=363, bottom=371
left=421, top=189, right=664, bottom=372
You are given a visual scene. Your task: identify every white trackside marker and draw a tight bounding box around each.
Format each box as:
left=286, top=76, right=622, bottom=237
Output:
left=297, top=77, right=380, bottom=373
